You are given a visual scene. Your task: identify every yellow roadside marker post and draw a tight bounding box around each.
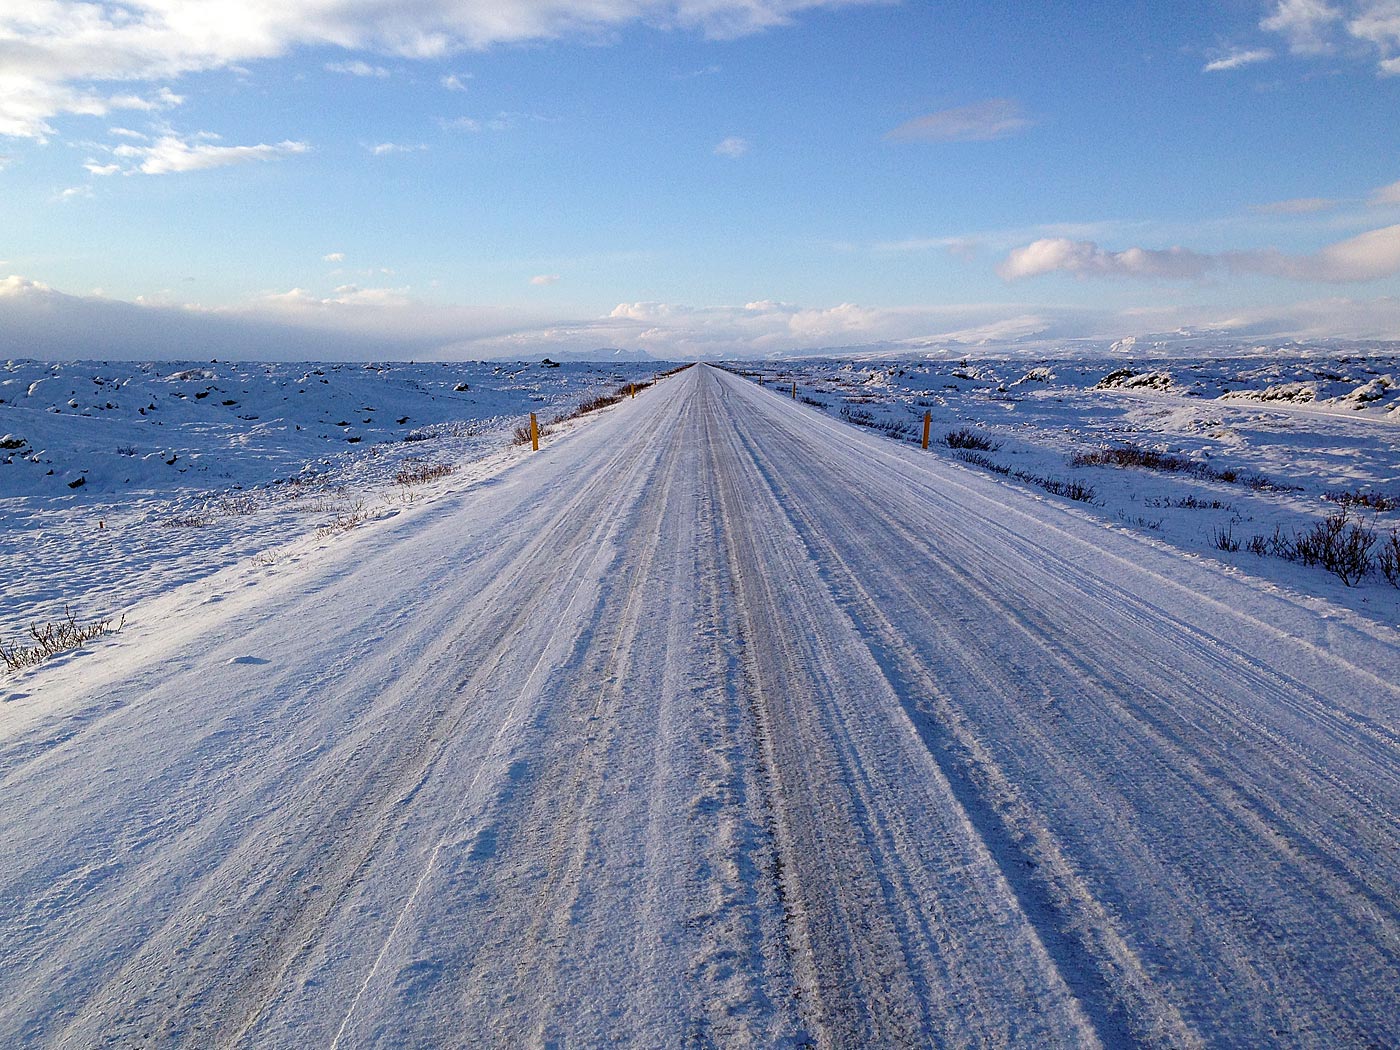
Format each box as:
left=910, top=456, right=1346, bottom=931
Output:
left=630, top=383, right=635, bottom=398
left=530, top=412, right=539, bottom=451
left=791, top=382, right=797, bottom=400
left=922, top=410, right=932, bottom=450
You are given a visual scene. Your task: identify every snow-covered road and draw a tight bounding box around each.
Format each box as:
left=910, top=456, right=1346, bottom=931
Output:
left=4, top=363, right=1400, bottom=1047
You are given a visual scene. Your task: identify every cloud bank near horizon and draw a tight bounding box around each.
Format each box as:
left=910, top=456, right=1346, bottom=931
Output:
left=999, top=224, right=1400, bottom=284
left=3, top=274, right=1399, bottom=363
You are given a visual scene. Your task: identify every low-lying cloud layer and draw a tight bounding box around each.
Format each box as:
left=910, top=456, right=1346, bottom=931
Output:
left=1000, top=224, right=1400, bottom=284
left=4, top=272, right=1399, bottom=362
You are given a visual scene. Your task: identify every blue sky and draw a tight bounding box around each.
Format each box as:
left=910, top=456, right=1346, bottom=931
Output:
left=2, top=0, right=1399, bottom=358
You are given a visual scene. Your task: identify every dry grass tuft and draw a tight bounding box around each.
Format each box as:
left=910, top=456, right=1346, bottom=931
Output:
left=1, top=607, right=125, bottom=673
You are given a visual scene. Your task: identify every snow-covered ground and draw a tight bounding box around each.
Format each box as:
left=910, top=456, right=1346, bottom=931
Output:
left=0, top=357, right=659, bottom=641
left=737, top=353, right=1400, bottom=626
left=2, top=363, right=1399, bottom=1046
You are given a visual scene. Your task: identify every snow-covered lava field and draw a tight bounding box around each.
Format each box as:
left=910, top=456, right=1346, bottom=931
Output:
left=0, top=357, right=659, bottom=641
left=740, top=352, right=1400, bottom=627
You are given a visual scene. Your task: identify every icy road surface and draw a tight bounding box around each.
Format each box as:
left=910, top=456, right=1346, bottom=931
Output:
left=3, top=364, right=1400, bottom=1047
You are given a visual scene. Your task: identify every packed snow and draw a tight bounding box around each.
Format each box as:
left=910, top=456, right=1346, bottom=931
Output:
left=2, top=362, right=1399, bottom=1047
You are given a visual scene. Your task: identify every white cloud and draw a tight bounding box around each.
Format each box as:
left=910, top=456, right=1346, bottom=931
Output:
left=83, top=160, right=122, bottom=176
left=0, top=81, right=185, bottom=141
left=998, top=239, right=1214, bottom=280
left=0, top=276, right=53, bottom=296
left=1255, top=0, right=1400, bottom=72
left=1203, top=47, right=1275, bottom=71
left=323, top=252, right=345, bottom=262
left=1251, top=196, right=1339, bottom=214
left=107, top=87, right=184, bottom=111
left=1238, top=223, right=1400, bottom=280
left=0, top=0, right=880, bottom=140
left=1248, top=178, right=1399, bottom=215
left=885, top=99, right=1031, bottom=143
left=530, top=274, right=562, bottom=285
left=714, top=136, right=749, bottom=157
left=112, top=134, right=309, bottom=174
left=440, top=73, right=471, bottom=91
left=440, top=111, right=550, bottom=133
left=1261, top=0, right=1343, bottom=53
left=368, top=141, right=427, bottom=154
left=262, top=284, right=413, bottom=308
left=326, top=60, right=390, bottom=77
left=1346, top=1, right=1400, bottom=63
left=108, top=127, right=147, bottom=140
left=999, top=223, right=1400, bottom=283
left=52, top=185, right=93, bottom=201
left=1371, top=178, right=1400, bottom=205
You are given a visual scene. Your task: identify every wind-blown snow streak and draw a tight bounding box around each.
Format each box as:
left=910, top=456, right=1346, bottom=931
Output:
left=1, top=365, right=1398, bottom=1046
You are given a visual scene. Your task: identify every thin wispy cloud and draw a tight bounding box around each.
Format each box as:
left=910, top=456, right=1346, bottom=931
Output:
left=1203, top=47, right=1275, bottom=71
left=440, top=74, right=471, bottom=91
left=1371, top=179, right=1400, bottom=205
left=107, top=88, right=184, bottom=112
left=323, top=252, right=346, bottom=263
left=440, top=112, right=550, bottom=134
left=530, top=274, right=562, bottom=285
left=367, top=142, right=427, bottom=155
left=1251, top=177, right=1399, bottom=214
left=999, top=223, right=1400, bottom=283
left=885, top=99, right=1031, bottom=143
left=112, top=134, right=309, bottom=175
left=325, top=60, right=390, bottom=78
left=1251, top=196, right=1339, bottom=214
left=714, top=136, right=749, bottom=157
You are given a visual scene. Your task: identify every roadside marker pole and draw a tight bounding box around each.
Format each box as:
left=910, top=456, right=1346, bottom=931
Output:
left=530, top=412, right=539, bottom=451
left=922, top=410, right=931, bottom=450
left=629, top=383, right=635, bottom=399
left=791, top=382, right=797, bottom=400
